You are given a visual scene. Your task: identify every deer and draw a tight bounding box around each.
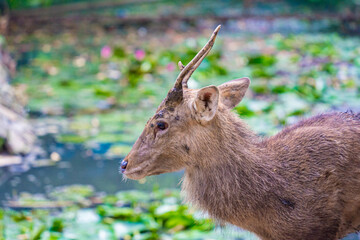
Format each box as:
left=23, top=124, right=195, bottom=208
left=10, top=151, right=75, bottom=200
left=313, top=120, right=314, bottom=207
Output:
left=120, top=25, right=360, bottom=240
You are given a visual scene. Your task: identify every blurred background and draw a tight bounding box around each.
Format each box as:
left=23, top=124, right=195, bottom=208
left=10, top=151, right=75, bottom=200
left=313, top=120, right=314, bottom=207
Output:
left=1, top=0, right=360, bottom=239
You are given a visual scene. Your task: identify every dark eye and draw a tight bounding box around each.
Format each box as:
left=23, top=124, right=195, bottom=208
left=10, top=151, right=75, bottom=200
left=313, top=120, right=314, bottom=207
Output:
left=157, top=121, right=168, bottom=130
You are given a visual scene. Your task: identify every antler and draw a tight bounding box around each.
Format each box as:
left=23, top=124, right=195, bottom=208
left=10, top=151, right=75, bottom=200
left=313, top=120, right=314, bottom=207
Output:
left=162, top=25, right=221, bottom=108
left=174, top=25, right=221, bottom=90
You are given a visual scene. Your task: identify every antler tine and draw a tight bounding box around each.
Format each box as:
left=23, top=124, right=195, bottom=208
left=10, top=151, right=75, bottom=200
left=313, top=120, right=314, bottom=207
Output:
left=178, top=61, right=185, bottom=70
left=174, top=25, right=221, bottom=90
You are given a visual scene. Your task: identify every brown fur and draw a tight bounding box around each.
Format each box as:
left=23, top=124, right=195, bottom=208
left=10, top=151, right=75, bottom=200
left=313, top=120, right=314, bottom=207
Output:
left=123, top=77, right=360, bottom=240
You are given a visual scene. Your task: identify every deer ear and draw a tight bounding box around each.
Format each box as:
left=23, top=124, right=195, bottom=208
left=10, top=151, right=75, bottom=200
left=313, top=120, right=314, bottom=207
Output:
left=218, top=77, right=250, bottom=109
left=193, top=86, right=219, bottom=123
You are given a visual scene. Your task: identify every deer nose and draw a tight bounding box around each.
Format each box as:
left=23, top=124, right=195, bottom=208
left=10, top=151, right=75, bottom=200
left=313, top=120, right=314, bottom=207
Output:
left=120, top=160, right=128, bottom=173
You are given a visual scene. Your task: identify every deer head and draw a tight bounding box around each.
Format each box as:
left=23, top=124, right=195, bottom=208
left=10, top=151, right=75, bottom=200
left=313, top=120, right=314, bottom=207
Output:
left=121, top=25, right=250, bottom=180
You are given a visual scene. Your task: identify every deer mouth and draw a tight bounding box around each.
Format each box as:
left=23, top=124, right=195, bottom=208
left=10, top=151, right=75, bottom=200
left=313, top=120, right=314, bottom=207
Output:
left=124, top=169, right=145, bottom=180
left=122, top=162, right=150, bottom=180
left=122, top=161, right=168, bottom=180
left=121, top=153, right=170, bottom=180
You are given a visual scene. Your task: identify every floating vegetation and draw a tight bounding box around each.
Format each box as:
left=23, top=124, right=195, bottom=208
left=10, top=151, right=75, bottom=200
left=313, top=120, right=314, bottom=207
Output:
left=9, top=30, right=360, bottom=150
left=1, top=185, right=257, bottom=240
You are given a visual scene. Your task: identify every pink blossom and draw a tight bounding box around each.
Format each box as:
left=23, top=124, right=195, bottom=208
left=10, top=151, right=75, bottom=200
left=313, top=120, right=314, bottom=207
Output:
left=166, top=62, right=175, bottom=72
left=101, top=45, right=112, bottom=59
left=134, top=49, right=145, bottom=61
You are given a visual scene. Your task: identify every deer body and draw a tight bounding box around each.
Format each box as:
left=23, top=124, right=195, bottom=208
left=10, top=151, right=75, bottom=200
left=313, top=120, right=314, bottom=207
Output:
left=121, top=26, right=360, bottom=240
left=182, top=110, right=360, bottom=240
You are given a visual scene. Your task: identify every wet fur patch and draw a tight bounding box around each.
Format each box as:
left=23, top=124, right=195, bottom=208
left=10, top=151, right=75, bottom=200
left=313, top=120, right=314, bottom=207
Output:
left=279, top=198, right=295, bottom=209
left=183, top=144, right=190, bottom=154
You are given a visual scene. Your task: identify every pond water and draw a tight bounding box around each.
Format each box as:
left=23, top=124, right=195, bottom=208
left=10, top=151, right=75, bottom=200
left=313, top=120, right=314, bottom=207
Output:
left=0, top=134, right=183, bottom=202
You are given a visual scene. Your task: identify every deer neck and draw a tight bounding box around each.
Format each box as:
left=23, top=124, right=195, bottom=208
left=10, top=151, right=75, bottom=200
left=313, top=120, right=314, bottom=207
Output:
left=182, top=113, right=279, bottom=224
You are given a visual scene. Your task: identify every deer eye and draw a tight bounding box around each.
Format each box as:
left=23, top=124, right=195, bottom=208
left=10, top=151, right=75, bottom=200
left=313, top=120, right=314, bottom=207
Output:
left=157, top=121, right=168, bottom=130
